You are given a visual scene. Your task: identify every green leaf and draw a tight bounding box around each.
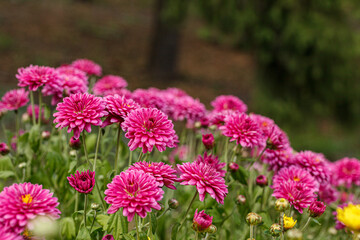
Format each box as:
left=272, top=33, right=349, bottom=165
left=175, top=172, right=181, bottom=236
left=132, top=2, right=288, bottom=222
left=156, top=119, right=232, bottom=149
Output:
left=68, top=161, right=77, bottom=173
left=76, top=226, right=91, bottom=240
left=0, top=156, right=14, bottom=171
left=311, top=218, right=321, bottom=225
left=171, top=223, right=180, bottom=240
left=29, top=125, right=41, bottom=152
left=60, top=217, right=76, bottom=239
left=107, top=211, right=128, bottom=238
left=230, top=165, right=248, bottom=185
left=259, top=212, right=272, bottom=228
left=150, top=212, right=157, bottom=234
left=96, top=214, right=110, bottom=230
left=121, top=233, right=136, bottom=240
left=0, top=170, right=15, bottom=179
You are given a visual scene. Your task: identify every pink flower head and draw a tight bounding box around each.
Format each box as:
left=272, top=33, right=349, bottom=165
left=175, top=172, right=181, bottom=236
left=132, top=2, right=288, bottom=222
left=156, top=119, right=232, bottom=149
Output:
left=53, top=93, right=107, bottom=139
left=0, top=226, right=22, bottom=240
left=272, top=166, right=319, bottom=191
left=261, top=147, right=294, bottom=172
left=193, top=209, right=213, bottom=233
left=256, top=175, right=268, bottom=187
left=121, top=108, right=178, bottom=153
left=93, top=75, right=128, bottom=96
left=208, top=110, right=234, bottom=127
left=0, top=142, right=10, bottom=155
left=293, top=151, right=330, bottom=183
left=249, top=113, right=275, bottom=135
left=102, top=88, right=132, bottom=98
left=71, top=59, right=102, bottom=76
left=219, top=112, right=266, bottom=148
left=0, top=182, right=60, bottom=234
left=102, top=95, right=140, bottom=127
left=104, top=169, right=164, bottom=222
left=169, top=96, right=206, bottom=122
left=131, top=88, right=167, bottom=110
left=211, top=95, right=247, bottom=113
left=169, top=145, right=189, bottom=163
left=102, top=235, right=114, bottom=240
left=67, top=170, right=95, bottom=194
left=178, top=162, right=228, bottom=204
left=51, top=73, right=88, bottom=104
left=196, top=152, right=226, bottom=177
left=308, top=200, right=326, bottom=218
left=331, top=157, right=360, bottom=188
left=202, top=133, right=215, bottom=150
left=56, top=65, right=88, bottom=82
left=128, top=161, right=179, bottom=190
left=0, top=89, right=29, bottom=111
left=318, top=183, right=338, bottom=205
left=26, top=104, right=49, bottom=124
left=265, top=126, right=290, bottom=151
left=16, top=65, right=60, bottom=91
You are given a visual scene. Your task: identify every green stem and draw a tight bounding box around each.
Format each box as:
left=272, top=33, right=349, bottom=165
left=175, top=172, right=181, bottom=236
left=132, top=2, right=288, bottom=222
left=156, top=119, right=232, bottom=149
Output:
left=135, top=215, right=140, bottom=240
left=75, top=192, right=79, bottom=212
left=260, top=187, right=265, bottom=212
left=93, top=128, right=101, bottom=172
left=224, top=140, right=229, bottom=171
left=38, top=91, right=42, bottom=126
left=137, top=152, right=144, bottom=162
left=30, top=91, right=36, bottom=125
left=90, top=210, right=97, bottom=233
left=280, top=212, right=284, bottom=240
left=179, top=191, right=198, bottom=231
left=129, top=150, right=133, bottom=166
left=195, top=232, right=199, bottom=240
left=14, top=110, right=19, bottom=145
left=301, top=217, right=312, bottom=232
left=114, top=126, right=121, bottom=173
left=250, top=225, right=254, bottom=239
left=84, top=194, right=88, bottom=227
left=82, top=132, right=92, bottom=168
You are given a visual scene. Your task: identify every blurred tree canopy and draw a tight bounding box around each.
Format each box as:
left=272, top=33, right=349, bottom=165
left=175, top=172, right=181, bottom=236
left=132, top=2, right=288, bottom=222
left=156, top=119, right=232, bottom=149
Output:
left=195, top=0, right=360, bottom=125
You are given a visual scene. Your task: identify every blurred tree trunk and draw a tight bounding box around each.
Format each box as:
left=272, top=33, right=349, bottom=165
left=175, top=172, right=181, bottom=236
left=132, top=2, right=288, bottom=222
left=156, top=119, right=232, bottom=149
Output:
left=148, top=0, right=188, bottom=80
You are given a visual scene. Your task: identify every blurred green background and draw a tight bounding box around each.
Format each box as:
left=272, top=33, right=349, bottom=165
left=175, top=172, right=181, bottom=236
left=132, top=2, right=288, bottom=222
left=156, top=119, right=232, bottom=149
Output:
left=0, top=0, right=359, bottom=160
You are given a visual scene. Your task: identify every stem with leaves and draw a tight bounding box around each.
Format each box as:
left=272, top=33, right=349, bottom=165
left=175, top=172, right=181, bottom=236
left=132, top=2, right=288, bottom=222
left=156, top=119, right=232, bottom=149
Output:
left=179, top=191, right=198, bottom=231
left=114, top=126, right=121, bottom=173
left=30, top=91, right=36, bottom=125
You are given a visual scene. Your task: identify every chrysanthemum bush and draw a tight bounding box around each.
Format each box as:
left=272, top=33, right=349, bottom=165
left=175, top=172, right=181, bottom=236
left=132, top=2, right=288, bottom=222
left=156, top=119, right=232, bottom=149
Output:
left=0, top=59, right=359, bottom=240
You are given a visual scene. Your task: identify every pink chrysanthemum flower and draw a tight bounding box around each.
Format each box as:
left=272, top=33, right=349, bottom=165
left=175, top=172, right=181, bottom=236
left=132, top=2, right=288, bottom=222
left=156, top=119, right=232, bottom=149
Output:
left=272, top=166, right=319, bottom=191
left=0, top=182, right=60, bottom=234
left=208, top=110, right=234, bottom=127
left=71, top=59, right=102, bottom=76
left=262, top=147, right=294, bottom=172
left=178, top=162, right=228, bottom=204
left=102, top=95, right=140, bottom=127
left=168, top=96, right=206, bottom=122
left=169, top=145, right=189, bottom=163
left=193, top=209, right=213, bottom=233
left=67, top=170, right=95, bottom=194
left=104, top=169, right=164, bottom=222
left=128, top=161, right=179, bottom=190
left=16, top=65, right=60, bottom=92
left=211, top=95, right=247, bottom=113
left=249, top=113, right=275, bottom=135
left=131, top=88, right=167, bottom=110
left=53, top=93, right=107, bottom=139
left=293, top=151, right=330, bottom=183
left=0, top=225, right=22, bottom=240
left=318, top=183, right=338, bottom=205
left=309, top=200, right=326, bottom=218
left=102, top=88, right=132, bottom=99
left=57, top=65, right=88, bottom=82
left=219, top=112, right=266, bottom=148
left=93, top=75, right=128, bottom=96
left=0, top=89, right=29, bottom=111
left=331, top=157, right=360, bottom=188
left=0, top=142, right=10, bottom=155
left=121, top=108, right=178, bottom=153
left=196, top=152, right=226, bottom=177
left=202, top=133, right=215, bottom=150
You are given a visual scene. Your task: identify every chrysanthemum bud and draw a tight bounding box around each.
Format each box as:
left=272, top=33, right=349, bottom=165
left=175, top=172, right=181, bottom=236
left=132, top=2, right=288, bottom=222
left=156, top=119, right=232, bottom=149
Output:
left=286, top=229, right=303, bottom=240
left=236, top=195, right=246, bottom=205
left=192, top=209, right=213, bottom=233
left=275, top=198, right=290, bottom=212
left=69, top=136, right=81, bottom=150
left=69, top=150, right=77, bottom=157
left=194, top=121, right=202, bottom=128
left=308, top=200, right=326, bottom=218
left=18, top=162, right=27, bottom=168
left=22, top=113, right=30, bottom=123
left=202, top=133, right=215, bottom=150
left=256, top=175, right=268, bottom=187
left=229, top=162, right=239, bottom=172
left=102, top=235, right=115, bottom=240
left=207, top=224, right=217, bottom=234
left=0, top=142, right=10, bottom=155
left=168, top=198, right=179, bottom=209
left=41, top=131, right=51, bottom=140
left=246, top=212, right=262, bottom=226
left=270, top=223, right=282, bottom=237
left=91, top=203, right=100, bottom=210
left=283, top=215, right=297, bottom=231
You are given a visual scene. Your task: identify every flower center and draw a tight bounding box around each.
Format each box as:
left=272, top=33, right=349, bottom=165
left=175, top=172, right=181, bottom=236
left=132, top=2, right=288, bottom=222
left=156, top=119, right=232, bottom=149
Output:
left=293, top=176, right=300, bottom=181
left=22, top=194, right=33, bottom=204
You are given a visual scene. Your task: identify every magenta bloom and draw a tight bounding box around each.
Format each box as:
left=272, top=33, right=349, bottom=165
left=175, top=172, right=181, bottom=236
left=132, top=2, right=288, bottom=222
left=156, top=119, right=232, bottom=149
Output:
left=53, top=93, right=107, bottom=139
left=131, top=88, right=167, bottom=110
left=102, top=95, right=140, bottom=127
left=318, top=183, right=338, bottom=205
left=104, top=169, right=164, bottom=222
left=0, top=226, right=22, bottom=240
left=196, top=152, right=226, bottom=177
left=168, top=96, right=206, bottom=122
left=102, top=235, right=114, bottom=240
left=67, top=170, right=95, bottom=194
left=71, top=59, right=102, bottom=76
left=256, top=175, right=268, bottom=187
left=293, top=151, right=330, bottom=183
left=57, top=65, right=88, bottom=82
left=0, top=142, right=10, bottom=155
left=208, top=110, right=234, bottom=127
left=178, top=162, right=228, bottom=204
left=16, top=65, right=60, bottom=91
left=169, top=145, right=189, bottom=163
left=211, top=95, right=247, bottom=113
left=219, top=112, right=266, bottom=148
left=0, top=182, right=60, bottom=234
left=272, top=166, right=319, bottom=191
left=102, top=88, right=132, bottom=98
left=93, top=75, right=128, bottom=96
left=0, top=89, right=29, bottom=111
left=121, top=108, right=178, bottom=153
left=193, top=209, right=213, bottom=233
left=128, top=161, right=179, bottom=190
left=331, top=157, right=360, bottom=188
left=202, top=133, right=215, bottom=150
left=309, top=200, right=326, bottom=218
left=261, top=148, right=294, bottom=172
left=249, top=113, right=275, bottom=134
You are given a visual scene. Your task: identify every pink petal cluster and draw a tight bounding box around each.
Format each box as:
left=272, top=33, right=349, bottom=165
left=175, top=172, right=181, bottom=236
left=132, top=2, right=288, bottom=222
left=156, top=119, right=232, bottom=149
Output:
left=57, top=65, right=88, bottom=82
left=0, top=182, right=60, bottom=234
left=121, top=108, right=178, bottom=153
left=104, top=169, right=163, bottom=222
left=202, top=133, right=215, bottom=150
left=331, top=157, right=360, bottom=188
left=169, top=145, right=189, bottom=163
left=128, top=161, right=179, bottom=190
left=193, top=209, right=213, bottom=232
left=211, top=95, right=247, bottom=113
left=249, top=113, right=275, bottom=135
left=100, top=88, right=132, bottom=98
left=178, top=161, right=228, bottom=204
left=53, top=93, right=107, bottom=139
left=272, top=166, right=319, bottom=213
left=261, top=148, right=294, bottom=172
left=0, top=225, right=22, bottom=240
left=219, top=112, right=266, bottom=148
left=93, top=75, right=128, bottom=96
left=308, top=200, right=326, bottom=218
left=0, top=89, right=29, bottom=111
left=293, top=151, right=330, bottom=183
left=208, top=110, right=234, bottom=127
left=16, top=65, right=60, bottom=91
left=318, top=183, right=338, bottom=205
left=102, top=95, right=140, bottom=127
left=67, top=170, right=95, bottom=194
left=131, top=88, right=167, bottom=110
left=0, top=142, right=10, bottom=155
left=166, top=95, right=206, bottom=122
left=196, top=152, right=226, bottom=177
left=71, top=59, right=102, bottom=76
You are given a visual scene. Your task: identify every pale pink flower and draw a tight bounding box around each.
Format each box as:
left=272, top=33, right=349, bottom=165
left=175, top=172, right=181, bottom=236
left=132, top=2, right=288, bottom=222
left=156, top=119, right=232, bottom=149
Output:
left=0, top=89, right=29, bottom=111
left=93, top=75, right=128, bottom=96
left=71, top=59, right=102, bottom=76
left=17, top=65, right=60, bottom=91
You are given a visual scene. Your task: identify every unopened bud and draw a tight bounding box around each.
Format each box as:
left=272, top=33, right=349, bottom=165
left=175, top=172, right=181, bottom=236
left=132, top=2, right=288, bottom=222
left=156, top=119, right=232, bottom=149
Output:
left=194, top=122, right=202, bottom=128
left=256, top=175, right=268, bottom=187
left=202, top=133, right=215, bottom=150
left=286, top=229, right=303, bottom=240
left=229, top=162, right=239, bottom=172
left=41, top=131, right=51, bottom=140
left=69, top=136, right=81, bottom=150
left=91, top=203, right=100, bottom=210
left=207, top=224, right=217, bottom=234
left=69, top=150, right=77, bottom=157
left=236, top=195, right=246, bottom=205
left=270, top=223, right=282, bottom=237
left=168, top=199, right=179, bottom=209
left=22, top=113, right=30, bottom=123
left=18, top=162, right=27, bottom=168
left=246, top=212, right=262, bottom=225
left=275, top=198, right=290, bottom=212
left=308, top=201, right=326, bottom=218
left=0, top=142, right=10, bottom=155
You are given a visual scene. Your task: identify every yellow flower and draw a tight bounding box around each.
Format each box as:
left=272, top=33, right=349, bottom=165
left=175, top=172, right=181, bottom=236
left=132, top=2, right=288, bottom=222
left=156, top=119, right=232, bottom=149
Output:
left=283, top=215, right=297, bottom=230
left=337, top=204, right=360, bottom=232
